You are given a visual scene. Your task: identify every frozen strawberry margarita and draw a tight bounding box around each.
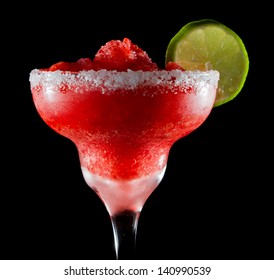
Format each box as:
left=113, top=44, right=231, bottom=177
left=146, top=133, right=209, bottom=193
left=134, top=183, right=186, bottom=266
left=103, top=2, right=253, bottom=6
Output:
left=30, top=38, right=219, bottom=215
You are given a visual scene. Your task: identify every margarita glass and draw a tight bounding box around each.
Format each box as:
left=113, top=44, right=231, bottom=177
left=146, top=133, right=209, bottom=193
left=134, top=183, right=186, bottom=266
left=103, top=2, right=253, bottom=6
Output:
left=29, top=39, right=219, bottom=259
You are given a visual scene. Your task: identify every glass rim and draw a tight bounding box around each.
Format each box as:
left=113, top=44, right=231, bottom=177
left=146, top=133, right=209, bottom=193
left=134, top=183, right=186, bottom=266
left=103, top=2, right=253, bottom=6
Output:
left=30, top=68, right=220, bottom=92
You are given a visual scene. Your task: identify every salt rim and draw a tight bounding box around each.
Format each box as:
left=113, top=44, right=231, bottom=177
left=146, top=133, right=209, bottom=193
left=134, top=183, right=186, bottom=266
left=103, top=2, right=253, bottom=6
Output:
left=29, top=69, right=219, bottom=93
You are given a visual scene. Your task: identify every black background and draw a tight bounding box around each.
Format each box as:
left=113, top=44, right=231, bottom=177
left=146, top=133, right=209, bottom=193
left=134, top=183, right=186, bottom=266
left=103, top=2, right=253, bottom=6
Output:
left=2, top=4, right=272, bottom=260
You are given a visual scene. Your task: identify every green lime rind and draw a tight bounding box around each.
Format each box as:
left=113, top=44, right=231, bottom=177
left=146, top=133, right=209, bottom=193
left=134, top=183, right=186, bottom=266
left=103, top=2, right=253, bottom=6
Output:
left=165, top=19, right=249, bottom=107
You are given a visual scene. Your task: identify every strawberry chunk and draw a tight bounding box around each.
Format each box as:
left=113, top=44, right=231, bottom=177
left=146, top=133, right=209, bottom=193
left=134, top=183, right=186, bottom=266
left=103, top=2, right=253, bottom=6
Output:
left=93, top=38, right=158, bottom=71
left=48, top=58, right=93, bottom=72
left=165, top=61, right=185, bottom=71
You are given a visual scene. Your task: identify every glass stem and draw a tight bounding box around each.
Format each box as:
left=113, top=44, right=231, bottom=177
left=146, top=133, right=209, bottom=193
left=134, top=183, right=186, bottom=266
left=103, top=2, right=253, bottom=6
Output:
left=110, top=210, right=140, bottom=260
